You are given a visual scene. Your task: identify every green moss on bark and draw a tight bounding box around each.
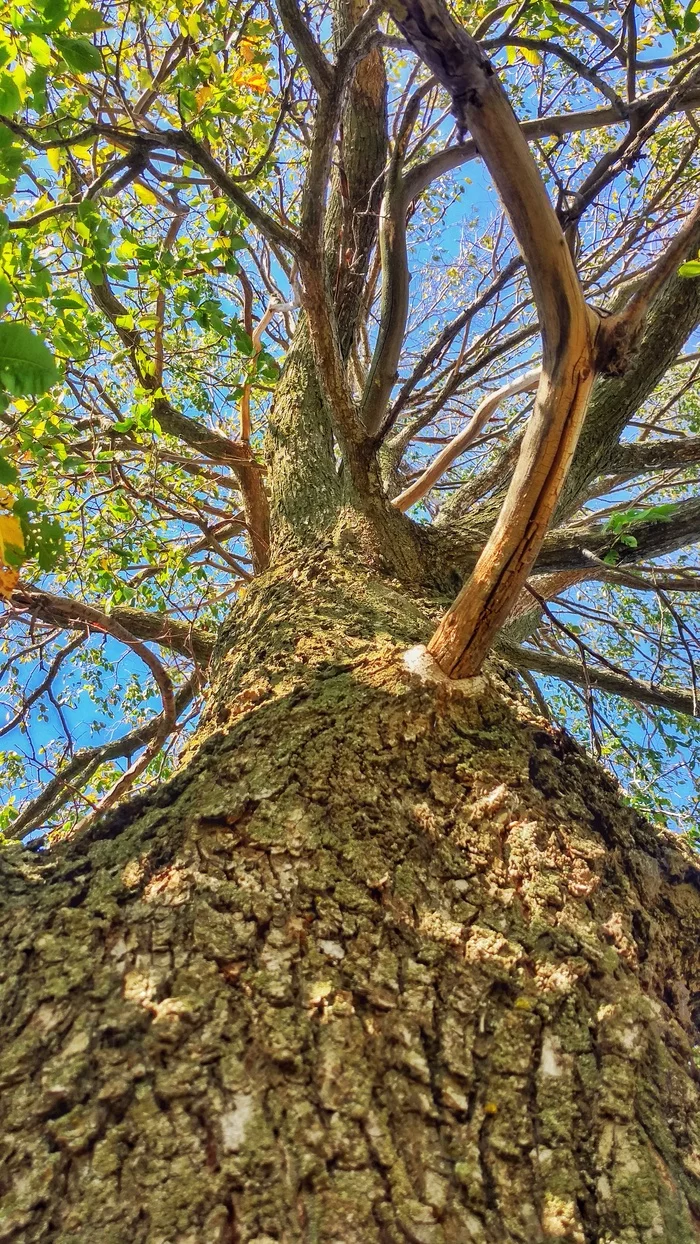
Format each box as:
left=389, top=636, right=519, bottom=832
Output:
left=2, top=556, right=700, bottom=1242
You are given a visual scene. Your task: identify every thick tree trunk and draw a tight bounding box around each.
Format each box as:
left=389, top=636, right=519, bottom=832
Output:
left=2, top=548, right=700, bottom=1244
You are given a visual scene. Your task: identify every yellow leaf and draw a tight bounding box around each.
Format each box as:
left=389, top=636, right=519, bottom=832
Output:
left=522, top=46, right=541, bottom=66
left=232, top=67, right=269, bottom=93
left=0, top=512, right=24, bottom=568
left=239, top=39, right=257, bottom=63
left=47, top=147, right=62, bottom=173
left=185, top=12, right=201, bottom=37
left=30, top=34, right=53, bottom=68
left=134, top=183, right=158, bottom=207
left=0, top=563, right=18, bottom=600
left=196, top=84, right=213, bottom=107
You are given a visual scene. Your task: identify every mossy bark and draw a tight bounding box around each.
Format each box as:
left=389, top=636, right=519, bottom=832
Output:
left=2, top=549, right=700, bottom=1244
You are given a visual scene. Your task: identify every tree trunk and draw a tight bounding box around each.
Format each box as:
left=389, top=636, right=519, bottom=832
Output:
left=2, top=545, right=700, bottom=1244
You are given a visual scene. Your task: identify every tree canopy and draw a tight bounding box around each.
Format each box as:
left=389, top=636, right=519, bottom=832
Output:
left=1, top=0, right=700, bottom=839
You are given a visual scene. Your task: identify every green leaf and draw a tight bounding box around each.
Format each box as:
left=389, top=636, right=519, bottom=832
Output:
left=36, top=0, right=70, bottom=28
left=0, top=74, right=21, bottom=117
left=71, top=6, right=111, bottom=33
left=635, top=503, right=678, bottom=524
left=0, top=322, right=59, bottom=396
left=0, top=453, right=17, bottom=485
left=29, top=34, right=53, bottom=68
left=54, top=35, right=102, bottom=74
left=679, top=260, right=700, bottom=278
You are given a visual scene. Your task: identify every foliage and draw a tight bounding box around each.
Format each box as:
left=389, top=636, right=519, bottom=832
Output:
left=1, top=0, right=700, bottom=837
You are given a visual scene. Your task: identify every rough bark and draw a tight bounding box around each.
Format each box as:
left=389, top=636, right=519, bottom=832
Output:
left=2, top=551, right=700, bottom=1244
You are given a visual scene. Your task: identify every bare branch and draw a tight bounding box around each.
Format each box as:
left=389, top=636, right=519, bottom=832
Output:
left=386, top=256, right=523, bottom=430
left=390, top=0, right=599, bottom=677
left=403, top=83, right=700, bottom=202
left=0, top=634, right=86, bottom=742
left=8, top=678, right=198, bottom=840
left=393, top=368, right=539, bottom=511
left=482, top=35, right=626, bottom=110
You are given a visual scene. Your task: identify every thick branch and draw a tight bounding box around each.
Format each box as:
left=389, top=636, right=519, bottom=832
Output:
left=276, top=0, right=333, bottom=93
left=559, top=268, right=700, bottom=517
left=295, top=11, right=388, bottom=455
left=596, top=200, right=700, bottom=374
left=611, top=436, right=700, bottom=475
left=12, top=584, right=214, bottom=665
left=433, top=491, right=700, bottom=583
left=537, top=497, right=700, bottom=572
left=390, top=0, right=599, bottom=677
left=502, top=642, right=699, bottom=719
left=360, top=84, right=431, bottom=435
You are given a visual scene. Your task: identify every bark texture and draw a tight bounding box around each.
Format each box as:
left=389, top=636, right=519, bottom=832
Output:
left=2, top=552, right=700, bottom=1244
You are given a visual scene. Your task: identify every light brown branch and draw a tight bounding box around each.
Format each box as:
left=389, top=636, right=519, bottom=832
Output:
left=390, top=0, right=599, bottom=677
left=393, top=368, right=539, bottom=511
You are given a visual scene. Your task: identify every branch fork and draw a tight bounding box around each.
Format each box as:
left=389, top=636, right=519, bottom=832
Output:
left=389, top=0, right=700, bottom=679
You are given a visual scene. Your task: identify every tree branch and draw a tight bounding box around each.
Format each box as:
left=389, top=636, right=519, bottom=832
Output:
left=502, top=642, right=699, bottom=719
left=11, top=584, right=215, bottom=665
left=537, top=497, right=700, bottom=572
left=385, top=256, right=523, bottom=431
left=403, top=83, right=700, bottom=202
left=393, top=368, right=539, bottom=511
left=390, top=0, right=600, bottom=677
left=8, top=678, right=198, bottom=840
left=360, top=82, right=431, bottom=436
left=611, top=436, right=700, bottom=475
left=295, top=10, right=387, bottom=454
left=87, top=270, right=271, bottom=570
left=0, top=634, right=86, bottom=741
left=276, top=0, right=333, bottom=94
left=558, top=267, right=700, bottom=517
left=482, top=35, right=626, bottom=110
left=596, top=200, right=700, bottom=373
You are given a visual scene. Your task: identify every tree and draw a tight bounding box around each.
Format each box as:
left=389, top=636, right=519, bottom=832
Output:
left=2, top=0, right=700, bottom=1236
